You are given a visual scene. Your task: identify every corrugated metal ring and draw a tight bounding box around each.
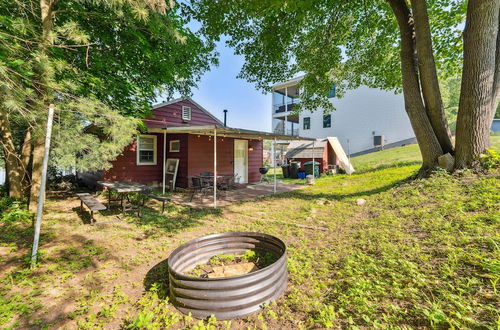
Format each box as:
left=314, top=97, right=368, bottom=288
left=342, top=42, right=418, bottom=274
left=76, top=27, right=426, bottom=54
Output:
left=167, top=232, right=287, bottom=320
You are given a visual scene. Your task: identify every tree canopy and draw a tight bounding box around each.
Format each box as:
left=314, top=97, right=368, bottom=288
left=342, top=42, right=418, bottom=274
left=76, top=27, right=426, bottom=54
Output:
left=192, top=0, right=498, bottom=170
left=192, top=0, right=465, bottom=112
left=0, top=0, right=216, bottom=199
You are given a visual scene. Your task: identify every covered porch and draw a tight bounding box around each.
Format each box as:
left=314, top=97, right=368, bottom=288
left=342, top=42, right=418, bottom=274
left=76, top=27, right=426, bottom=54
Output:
left=148, top=124, right=315, bottom=208
left=166, top=182, right=303, bottom=208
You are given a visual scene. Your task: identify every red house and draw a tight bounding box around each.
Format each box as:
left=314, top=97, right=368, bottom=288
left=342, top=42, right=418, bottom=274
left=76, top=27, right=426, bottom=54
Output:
left=97, top=98, right=299, bottom=189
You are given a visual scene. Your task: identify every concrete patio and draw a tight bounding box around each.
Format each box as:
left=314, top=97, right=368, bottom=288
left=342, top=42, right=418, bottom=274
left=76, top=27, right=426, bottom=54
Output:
left=168, top=182, right=304, bottom=207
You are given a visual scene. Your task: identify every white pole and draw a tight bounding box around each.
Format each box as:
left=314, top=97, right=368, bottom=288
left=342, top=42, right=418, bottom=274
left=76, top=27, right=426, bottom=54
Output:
left=273, top=138, right=277, bottom=193
left=284, top=86, right=288, bottom=135
left=213, top=128, right=217, bottom=208
left=312, top=140, right=316, bottom=183
left=347, top=139, right=351, bottom=176
left=31, top=104, right=55, bottom=268
left=162, top=126, right=167, bottom=194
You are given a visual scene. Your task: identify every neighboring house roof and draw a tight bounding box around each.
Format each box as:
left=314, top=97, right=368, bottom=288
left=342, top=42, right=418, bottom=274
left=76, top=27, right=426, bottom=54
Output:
left=272, top=75, right=304, bottom=91
left=286, top=139, right=327, bottom=158
left=152, top=97, right=224, bottom=126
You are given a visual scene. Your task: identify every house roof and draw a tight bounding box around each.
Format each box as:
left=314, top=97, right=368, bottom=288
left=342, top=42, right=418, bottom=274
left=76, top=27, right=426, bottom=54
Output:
left=286, top=139, right=327, bottom=158
left=152, top=97, right=224, bottom=126
left=272, top=75, right=304, bottom=91
left=148, top=125, right=315, bottom=141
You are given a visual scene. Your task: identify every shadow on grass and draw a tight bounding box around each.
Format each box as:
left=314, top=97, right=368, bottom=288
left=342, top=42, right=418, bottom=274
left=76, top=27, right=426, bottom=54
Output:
left=262, top=171, right=416, bottom=203
left=126, top=203, right=222, bottom=237
left=144, top=258, right=170, bottom=299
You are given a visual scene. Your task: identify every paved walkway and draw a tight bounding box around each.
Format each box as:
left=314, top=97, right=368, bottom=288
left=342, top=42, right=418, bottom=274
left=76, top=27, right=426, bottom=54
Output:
left=169, top=182, right=304, bottom=207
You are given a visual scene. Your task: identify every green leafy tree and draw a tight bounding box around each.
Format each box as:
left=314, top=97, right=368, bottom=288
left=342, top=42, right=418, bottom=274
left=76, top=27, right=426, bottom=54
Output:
left=440, top=77, right=461, bottom=130
left=0, top=0, right=216, bottom=204
left=192, top=0, right=499, bottom=173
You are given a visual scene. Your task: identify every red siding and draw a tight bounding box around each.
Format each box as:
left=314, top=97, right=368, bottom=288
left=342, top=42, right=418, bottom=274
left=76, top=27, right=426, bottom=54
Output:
left=146, top=99, right=221, bottom=129
left=165, top=134, right=189, bottom=188
left=248, top=140, right=264, bottom=183
left=187, top=135, right=234, bottom=186
left=294, top=146, right=328, bottom=174
left=104, top=133, right=164, bottom=185
left=103, top=133, right=190, bottom=187
left=103, top=99, right=264, bottom=189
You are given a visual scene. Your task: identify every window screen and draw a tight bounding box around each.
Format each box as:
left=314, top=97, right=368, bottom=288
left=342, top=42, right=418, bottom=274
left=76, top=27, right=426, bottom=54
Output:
left=170, top=140, right=180, bottom=152
left=137, top=135, right=156, bottom=165
left=323, top=114, right=331, bottom=128
left=303, top=117, right=311, bottom=130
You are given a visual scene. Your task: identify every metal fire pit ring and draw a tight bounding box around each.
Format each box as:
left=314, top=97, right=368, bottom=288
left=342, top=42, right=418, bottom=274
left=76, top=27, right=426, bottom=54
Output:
left=167, top=232, right=287, bottom=320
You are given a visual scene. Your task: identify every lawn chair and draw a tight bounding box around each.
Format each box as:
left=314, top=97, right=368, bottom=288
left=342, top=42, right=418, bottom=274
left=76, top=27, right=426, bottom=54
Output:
left=190, top=176, right=211, bottom=202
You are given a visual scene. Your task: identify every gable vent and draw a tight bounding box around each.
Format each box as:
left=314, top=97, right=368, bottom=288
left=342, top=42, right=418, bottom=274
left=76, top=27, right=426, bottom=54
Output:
left=182, top=106, right=192, bottom=121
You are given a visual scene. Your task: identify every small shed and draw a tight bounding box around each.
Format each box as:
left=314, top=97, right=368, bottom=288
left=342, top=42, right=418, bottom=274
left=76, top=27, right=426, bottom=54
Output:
left=285, top=137, right=354, bottom=174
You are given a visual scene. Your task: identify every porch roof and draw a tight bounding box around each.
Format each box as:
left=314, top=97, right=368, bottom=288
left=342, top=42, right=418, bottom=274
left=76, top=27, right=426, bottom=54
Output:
left=149, top=125, right=315, bottom=141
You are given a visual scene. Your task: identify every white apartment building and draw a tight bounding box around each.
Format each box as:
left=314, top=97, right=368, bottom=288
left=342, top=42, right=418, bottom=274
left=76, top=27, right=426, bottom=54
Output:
left=271, top=76, right=416, bottom=155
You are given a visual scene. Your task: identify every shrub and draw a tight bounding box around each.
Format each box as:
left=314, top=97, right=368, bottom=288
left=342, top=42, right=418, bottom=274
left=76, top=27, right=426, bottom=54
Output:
left=0, top=197, right=32, bottom=224
left=479, top=149, right=500, bottom=169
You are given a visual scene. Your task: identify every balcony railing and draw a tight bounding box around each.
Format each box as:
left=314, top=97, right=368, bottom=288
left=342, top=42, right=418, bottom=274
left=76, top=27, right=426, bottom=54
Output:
left=273, top=128, right=299, bottom=136
left=273, top=102, right=298, bottom=114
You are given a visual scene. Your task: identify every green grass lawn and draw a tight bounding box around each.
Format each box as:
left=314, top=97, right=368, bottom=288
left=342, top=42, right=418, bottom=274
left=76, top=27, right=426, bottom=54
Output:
left=351, top=135, right=500, bottom=172
left=0, top=139, right=499, bottom=329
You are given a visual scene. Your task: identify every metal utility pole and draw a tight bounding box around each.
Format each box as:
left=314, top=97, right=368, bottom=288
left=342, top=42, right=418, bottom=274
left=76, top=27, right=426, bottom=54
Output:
left=31, top=104, right=55, bottom=268
left=162, top=125, right=167, bottom=194
left=273, top=138, right=277, bottom=193
left=213, top=128, right=217, bottom=208
left=347, top=139, right=351, bottom=176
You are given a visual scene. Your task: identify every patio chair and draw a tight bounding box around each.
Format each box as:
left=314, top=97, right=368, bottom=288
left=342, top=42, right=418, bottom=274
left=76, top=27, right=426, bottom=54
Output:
left=200, top=171, right=213, bottom=177
left=190, top=176, right=211, bottom=202
left=216, top=176, right=231, bottom=198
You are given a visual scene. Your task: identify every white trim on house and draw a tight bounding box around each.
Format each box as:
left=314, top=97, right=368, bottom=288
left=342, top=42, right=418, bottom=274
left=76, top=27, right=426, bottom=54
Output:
left=169, top=139, right=180, bottom=152
left=136, top=134, right=157, bottom=165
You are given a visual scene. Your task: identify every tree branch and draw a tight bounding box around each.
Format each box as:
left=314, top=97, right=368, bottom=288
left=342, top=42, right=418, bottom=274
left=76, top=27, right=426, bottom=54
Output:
left=410, top=0, right=453, bottom=153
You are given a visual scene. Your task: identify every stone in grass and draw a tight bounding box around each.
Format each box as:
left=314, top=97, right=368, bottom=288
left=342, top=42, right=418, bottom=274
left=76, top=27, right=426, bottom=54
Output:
left=356, top=198, right=366, bottom=206
left=438, top=153, right=455, bottom=172
left=207, top=262, right=258, bottom=278
left=316, top=198, right=330, bottom=205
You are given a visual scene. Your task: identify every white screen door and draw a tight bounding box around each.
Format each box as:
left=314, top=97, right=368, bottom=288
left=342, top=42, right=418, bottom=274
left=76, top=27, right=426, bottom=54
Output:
left=234, top=139, right=248, bottom=183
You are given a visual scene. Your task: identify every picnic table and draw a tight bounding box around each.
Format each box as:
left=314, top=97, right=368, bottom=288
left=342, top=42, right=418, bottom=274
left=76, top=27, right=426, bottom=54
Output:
left=97, top=180, right=151, bottom=212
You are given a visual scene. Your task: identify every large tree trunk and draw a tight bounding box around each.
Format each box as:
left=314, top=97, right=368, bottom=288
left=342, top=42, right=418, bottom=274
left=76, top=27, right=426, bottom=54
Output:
left=410, top=0, right=454, bottom=154
left=455, top=0, right=499, bottom=168
left=388, top=0, right=443, bottom=171
left=0, top=110, right=24, bottom=199
left=20, top=128, right=32, bottom=194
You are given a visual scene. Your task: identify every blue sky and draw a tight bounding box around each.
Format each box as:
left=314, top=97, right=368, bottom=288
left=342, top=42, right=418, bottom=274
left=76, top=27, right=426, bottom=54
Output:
left=185, top=42, right=272, bottom=132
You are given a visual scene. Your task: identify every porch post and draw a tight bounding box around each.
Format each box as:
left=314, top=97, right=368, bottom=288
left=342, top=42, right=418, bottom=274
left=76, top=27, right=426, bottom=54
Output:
left=273, top=138, right=277, bottom=193
left=284, top=87, right=288, bottom=135
left=312, top=140, right=316, bottom=183
left=162, top=126, right=167, bottom=194
left=213, top=127, right=217, bottom=208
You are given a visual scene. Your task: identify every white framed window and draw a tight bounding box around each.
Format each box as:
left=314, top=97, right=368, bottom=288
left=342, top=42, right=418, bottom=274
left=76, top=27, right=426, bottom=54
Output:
left=136, top=135, right=157, bottom=165
left=169, top=140, right=180, bottom=152
left=181, top=106, right=192, bottom=121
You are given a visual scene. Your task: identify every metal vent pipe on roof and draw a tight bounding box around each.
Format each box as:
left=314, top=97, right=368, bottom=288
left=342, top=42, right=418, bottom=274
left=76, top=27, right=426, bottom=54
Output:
left=223, top=109, right=228, bottom=126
